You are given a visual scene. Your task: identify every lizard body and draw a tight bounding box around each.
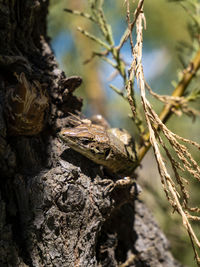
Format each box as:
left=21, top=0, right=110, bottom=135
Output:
left=59, top=118, right=138, bottom=176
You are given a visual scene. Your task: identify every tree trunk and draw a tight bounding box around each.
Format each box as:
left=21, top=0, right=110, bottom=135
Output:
left=0, top=1, right=183, bottom=266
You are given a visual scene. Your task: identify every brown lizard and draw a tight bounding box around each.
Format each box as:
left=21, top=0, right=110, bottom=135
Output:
left=59, top=115, right=138, bottom=180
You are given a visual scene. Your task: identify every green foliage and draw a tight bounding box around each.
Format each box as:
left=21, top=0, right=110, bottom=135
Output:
left=48, top=1, right=200, bottom=266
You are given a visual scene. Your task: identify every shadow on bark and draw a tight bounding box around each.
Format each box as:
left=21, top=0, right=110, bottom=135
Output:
left=0, top=1, right=183, bottom=266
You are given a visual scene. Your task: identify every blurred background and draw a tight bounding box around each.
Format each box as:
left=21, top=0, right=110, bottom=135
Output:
left=48, top=1, right=200, bottom=266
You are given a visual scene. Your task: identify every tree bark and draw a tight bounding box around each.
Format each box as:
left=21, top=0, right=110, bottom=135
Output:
left=0, top=1, right=183, bottom=266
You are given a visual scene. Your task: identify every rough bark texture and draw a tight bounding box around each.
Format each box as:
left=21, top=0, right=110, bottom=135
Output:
left=0, top=1, right=183, bottom=266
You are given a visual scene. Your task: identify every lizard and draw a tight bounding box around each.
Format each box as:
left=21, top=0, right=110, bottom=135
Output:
left=59, top=115, right=139, bottom=190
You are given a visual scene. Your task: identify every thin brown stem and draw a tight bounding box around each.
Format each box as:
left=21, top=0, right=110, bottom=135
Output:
left=138, top=48, right=200, bottom=162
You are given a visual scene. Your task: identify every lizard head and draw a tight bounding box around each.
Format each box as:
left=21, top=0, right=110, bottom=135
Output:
left=59, top=122, right=137, bottom=176
left=59, top=124, right=111, bottom=160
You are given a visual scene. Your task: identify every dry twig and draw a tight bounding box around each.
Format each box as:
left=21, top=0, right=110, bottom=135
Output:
left=126, top=1, right=200, bottom=264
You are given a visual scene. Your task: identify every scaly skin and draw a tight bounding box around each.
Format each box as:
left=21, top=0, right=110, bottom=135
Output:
left=59, top=120, right=138, bottom=176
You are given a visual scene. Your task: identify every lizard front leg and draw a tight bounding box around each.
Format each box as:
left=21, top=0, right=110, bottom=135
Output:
left=98, top=176, right=141, bottom=196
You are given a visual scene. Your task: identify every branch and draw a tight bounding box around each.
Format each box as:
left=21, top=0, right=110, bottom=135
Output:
left=138, top=48, right=200, bottom=162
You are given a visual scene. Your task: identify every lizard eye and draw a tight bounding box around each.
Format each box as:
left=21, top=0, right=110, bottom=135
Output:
left=81, top=139, right=91, bottom=145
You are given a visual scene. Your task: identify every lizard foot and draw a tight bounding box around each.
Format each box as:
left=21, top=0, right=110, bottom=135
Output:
left=99, top=177, right=140, bottom=195
left=98, top=178, right=115, bottom=194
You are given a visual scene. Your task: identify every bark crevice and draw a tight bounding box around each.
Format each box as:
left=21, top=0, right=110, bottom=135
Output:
left=0, top=1, right=183, bottom=266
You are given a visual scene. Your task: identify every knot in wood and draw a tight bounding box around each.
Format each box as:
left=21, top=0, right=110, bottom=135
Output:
left=56, top=184, right=85, bottom=213
left=5, top=72, right=49, bottom=135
